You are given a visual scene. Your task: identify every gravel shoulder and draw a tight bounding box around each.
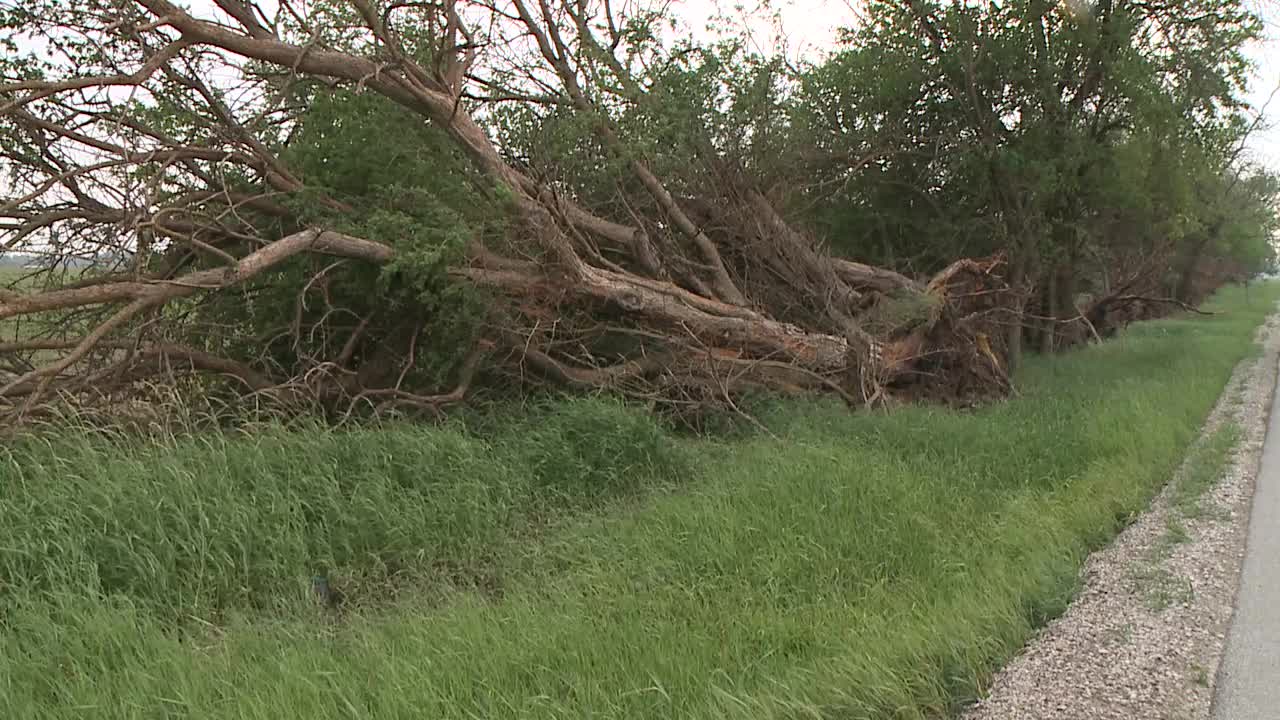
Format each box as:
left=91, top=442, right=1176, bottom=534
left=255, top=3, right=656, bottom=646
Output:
left=1214, top=333, right=1280, bottom=717
left=962, top=310, right=1280, bottom=720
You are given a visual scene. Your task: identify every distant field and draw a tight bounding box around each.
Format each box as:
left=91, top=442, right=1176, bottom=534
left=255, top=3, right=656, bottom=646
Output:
left=0, top=265, right=24, bottom=283
left=0, top=282, right=1276, bottom=719
left=1, top=266, right=27, bottom=338
left=1, top=266, right=71, bottom=374
left=0, top=266, right=42, bottom=344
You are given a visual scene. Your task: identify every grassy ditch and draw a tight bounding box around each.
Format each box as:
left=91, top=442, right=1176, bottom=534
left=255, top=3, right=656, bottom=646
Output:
left=1, top=282, right=1277, bottom=719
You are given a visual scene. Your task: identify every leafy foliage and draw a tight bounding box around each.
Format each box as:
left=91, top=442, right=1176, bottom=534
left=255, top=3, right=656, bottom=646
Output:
left=200, top=88, right=506, bottom=391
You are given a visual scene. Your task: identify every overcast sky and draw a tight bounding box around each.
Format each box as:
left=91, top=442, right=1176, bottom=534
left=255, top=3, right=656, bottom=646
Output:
left=1240, top=2, right=1280, bottom=168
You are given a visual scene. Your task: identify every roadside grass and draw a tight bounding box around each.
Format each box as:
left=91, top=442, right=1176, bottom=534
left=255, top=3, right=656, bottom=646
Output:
left=1143, top=420, right=1242, bottom=567
left=0, top=398, right=688, bottom=619
left=1172, top=423, right=1242, bottom=519
left=1138, top=387, right=1246, bottom=609
left=1136, top=565, right=1196, bottom=611
left=1, top=281, right=1277, bottom=719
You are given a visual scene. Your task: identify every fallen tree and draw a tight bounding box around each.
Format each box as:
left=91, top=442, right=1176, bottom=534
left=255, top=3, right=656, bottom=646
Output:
left=0, top=0, right=1270, bottom=425
left=0, top=0, right=1021, bottom=423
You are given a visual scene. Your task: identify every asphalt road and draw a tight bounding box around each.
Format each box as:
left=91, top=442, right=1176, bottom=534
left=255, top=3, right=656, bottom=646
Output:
left=1214, top=369, right=1280, bottom=719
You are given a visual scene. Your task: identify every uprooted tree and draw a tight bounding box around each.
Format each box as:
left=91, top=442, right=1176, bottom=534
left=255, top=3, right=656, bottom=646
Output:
left=0, top=0, right=1275, bottom=423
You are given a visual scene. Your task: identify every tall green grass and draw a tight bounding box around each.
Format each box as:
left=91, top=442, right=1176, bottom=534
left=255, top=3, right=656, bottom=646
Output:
left=0, top=398, right=685, bottom=619
left=1, top=282, right=1275, bottom=719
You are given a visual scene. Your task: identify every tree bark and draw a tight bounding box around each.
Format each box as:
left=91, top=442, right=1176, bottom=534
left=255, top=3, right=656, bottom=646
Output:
left=1005, top=249, right=1028, bottom=375
left=1039, top=267, right=1058, bottom=355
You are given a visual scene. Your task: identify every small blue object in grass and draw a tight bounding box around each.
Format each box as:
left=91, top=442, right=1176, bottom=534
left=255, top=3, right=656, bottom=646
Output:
left=311, top=574, right=345, bottom=610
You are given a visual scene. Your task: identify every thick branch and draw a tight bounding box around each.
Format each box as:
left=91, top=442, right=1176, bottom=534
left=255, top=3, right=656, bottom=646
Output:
left=0, top=229, right=392, bottom=322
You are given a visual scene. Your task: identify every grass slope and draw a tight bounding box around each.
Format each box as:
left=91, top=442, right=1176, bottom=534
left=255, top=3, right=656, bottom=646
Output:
left=1, top=282, right=1276, bottom=719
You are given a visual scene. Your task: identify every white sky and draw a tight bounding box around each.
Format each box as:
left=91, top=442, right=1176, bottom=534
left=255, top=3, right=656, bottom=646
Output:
left=1241, top=3, right=1280, bottom=168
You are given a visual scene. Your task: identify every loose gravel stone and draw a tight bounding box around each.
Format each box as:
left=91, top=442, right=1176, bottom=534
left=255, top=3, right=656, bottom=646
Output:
left=962, top=310, right=1280, bottom=720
